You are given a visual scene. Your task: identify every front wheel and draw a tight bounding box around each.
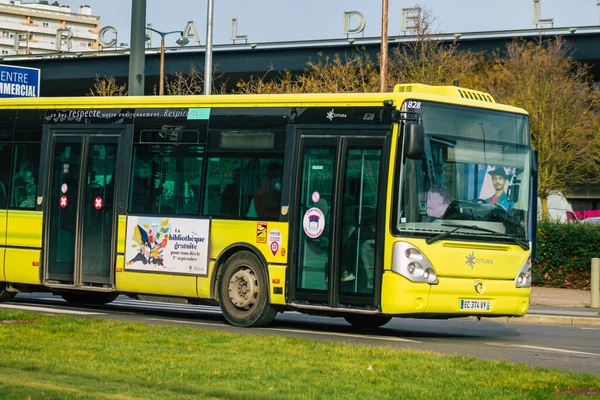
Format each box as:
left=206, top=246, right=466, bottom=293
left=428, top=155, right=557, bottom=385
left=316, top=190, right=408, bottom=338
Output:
left=60, top=292, right=118, bottom=305
left=218, top=251, right=276, bottom=327
left=0, top=283, right=16, bottom=302
left=344, top=315, right=392, bottom=328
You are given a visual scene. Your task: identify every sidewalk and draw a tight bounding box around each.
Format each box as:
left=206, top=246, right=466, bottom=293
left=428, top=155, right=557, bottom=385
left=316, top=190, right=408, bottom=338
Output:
left=530, top=287, right=593, bottom=308
left=510, top=287, right=600, bottom=326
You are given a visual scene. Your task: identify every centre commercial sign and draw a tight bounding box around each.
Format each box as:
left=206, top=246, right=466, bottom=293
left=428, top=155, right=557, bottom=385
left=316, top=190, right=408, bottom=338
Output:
left=0, top=64, right=40, bottom=98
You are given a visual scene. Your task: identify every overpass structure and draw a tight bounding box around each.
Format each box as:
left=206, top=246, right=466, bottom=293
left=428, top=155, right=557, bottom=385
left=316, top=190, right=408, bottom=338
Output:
left=1, top=26, right=600, bottom=96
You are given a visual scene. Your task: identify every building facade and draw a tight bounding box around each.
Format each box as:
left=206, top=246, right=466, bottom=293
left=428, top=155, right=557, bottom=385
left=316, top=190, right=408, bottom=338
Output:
left=0, top=0, right=100, bottom=56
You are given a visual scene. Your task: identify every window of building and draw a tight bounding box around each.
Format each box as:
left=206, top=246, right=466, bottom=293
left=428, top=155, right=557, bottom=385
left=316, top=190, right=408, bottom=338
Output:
left=42, top=22, right=49, bottom=28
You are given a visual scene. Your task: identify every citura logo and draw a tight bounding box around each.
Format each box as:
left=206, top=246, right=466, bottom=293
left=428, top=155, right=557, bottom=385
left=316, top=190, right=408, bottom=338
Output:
left=465, top=251, right=493, bottom=269
left=465, top=251, right=476, bottom=269
left=326, top=109, right=347, bottom=121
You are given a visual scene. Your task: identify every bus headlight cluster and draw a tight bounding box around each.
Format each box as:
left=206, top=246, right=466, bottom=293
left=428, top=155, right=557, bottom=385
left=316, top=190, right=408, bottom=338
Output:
left=392, top=242, right=438, bottom=284
left=514, top=257, right=532, bottom=288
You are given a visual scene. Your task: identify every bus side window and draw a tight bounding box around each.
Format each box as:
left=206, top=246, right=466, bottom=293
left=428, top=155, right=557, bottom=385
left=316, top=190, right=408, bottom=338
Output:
left=129, top=144, right=203, bottom=216
left=0, top=143, right=11, bottom=209
left=10, top=143, right=40, bottom=210
left=204, top=156, right=283, bottom=219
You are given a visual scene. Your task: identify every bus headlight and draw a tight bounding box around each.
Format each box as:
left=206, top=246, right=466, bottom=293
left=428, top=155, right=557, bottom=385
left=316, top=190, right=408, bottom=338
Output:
left=392, top=242, right=438, bottom=284
left=514, top=257, right=532, bottom=288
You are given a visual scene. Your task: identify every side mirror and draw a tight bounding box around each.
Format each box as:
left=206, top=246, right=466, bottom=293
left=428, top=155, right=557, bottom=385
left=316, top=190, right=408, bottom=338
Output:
left=507, top=175, right=520, bottom=202
left=404, top=120, right=424, bottom=160
left=531, top=149, right=538, bottom=176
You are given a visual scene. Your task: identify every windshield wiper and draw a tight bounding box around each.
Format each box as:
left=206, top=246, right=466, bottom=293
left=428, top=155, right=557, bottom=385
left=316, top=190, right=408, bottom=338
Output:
left=426, top=223, right=530, bottom=250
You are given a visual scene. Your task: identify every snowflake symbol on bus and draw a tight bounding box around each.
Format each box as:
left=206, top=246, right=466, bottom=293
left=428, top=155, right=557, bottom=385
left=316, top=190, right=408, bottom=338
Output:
left=465, top=251, right=476, bottom=269
left=326, top=109, right=335, bottom=121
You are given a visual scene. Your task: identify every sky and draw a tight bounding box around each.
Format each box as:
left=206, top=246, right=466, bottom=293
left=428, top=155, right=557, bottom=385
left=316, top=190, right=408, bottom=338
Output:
left=56, top=0, right=600, bottom=47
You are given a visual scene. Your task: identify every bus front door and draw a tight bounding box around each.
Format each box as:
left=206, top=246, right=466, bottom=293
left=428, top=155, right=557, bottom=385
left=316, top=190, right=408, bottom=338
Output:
left=291, top=134, right=386, bottom=309
left=43, top=134, right=120, bottom=288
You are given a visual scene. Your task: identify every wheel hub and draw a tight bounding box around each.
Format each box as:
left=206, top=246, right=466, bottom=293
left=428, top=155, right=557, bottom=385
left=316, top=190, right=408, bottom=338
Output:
left=228, top=267, right=258, bottom=310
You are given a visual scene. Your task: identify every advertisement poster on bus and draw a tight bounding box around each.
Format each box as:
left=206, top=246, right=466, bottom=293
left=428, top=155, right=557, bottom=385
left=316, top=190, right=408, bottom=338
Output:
left=125, top=216, right=210, bottom=276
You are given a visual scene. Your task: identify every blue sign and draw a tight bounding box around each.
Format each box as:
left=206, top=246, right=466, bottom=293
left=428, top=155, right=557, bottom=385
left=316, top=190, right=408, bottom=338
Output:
left=0, top=64, right=40, bottom=98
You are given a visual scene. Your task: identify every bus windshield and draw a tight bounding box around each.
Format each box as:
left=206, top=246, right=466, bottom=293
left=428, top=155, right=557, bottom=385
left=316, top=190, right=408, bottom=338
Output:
left=396, top=102, right=532, bottom=244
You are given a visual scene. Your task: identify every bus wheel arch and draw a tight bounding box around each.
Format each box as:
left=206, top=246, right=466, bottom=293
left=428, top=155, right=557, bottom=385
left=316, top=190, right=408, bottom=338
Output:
left=216, top=249, right=276, bottom=327
left=0, top=282, right=16, bottom=302
left=211, top=243, right=268, bottom=300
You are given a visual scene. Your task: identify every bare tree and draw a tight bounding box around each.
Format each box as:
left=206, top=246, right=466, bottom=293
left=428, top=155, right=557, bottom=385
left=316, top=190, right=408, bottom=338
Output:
left=159, top=64, right=228, bottom=95
left=88, top=75, right=127, bottom=96
left=235, top=51, right=379, bottom=94
left=485, top=38, right=600, bottom=215
left=385, top=7, right=484, bottom=90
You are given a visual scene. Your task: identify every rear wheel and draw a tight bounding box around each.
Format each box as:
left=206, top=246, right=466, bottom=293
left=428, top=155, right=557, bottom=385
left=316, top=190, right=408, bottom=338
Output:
left=218, top=251, right=276, bottom=327
left=344, top=315, right=392, bottom=328
left=0, top=283, right=16, bottom=302
left=60, top=292, right=118, bottom=305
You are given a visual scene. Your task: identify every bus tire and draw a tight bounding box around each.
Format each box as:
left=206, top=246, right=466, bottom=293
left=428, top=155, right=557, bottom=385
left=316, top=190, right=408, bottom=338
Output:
left=218, top=250, right=276, bottom=327
left=344, top=315, right=392, bottom=328
left=60, top=292, right=118, bottom=305
left=0, top=283, right=16, bottom=302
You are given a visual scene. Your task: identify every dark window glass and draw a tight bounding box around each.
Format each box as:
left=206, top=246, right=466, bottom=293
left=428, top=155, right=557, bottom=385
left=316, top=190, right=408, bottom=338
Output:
left=129, top=144, right=204, bottom=215
left=204, top=155, right=283, bottom=219
left=0, top=142, right=12, bottom=208
left=0, top=110, right=16, bottom=141
left=15, top=110, right=45, bottom=142
left=10, top=143, right=41, bottom=209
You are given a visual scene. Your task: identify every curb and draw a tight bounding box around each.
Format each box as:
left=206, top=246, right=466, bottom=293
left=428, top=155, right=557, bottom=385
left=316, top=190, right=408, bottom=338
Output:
left=481, top=314, right=600, bottom=327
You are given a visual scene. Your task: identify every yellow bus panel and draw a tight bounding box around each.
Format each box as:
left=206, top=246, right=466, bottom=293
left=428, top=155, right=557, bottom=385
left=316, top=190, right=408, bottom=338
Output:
left=427, top=278, right=530, bottom=316
left=115, top=255, right=198, bottom=297
left=5, top=248, right=40, bottom=285
left=380, top=271, right=431, bottom=314
left=0, top=248, right=5, bottom=281
left=267, top=264, right=286, bottom=305
left=116, top=215, right=126, bottom=254
left=6, top=210, right=42, bottom=248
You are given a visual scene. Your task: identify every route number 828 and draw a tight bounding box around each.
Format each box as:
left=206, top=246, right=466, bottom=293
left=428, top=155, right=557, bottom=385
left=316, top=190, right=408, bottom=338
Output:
left=406, top=101, right=421, bottom=109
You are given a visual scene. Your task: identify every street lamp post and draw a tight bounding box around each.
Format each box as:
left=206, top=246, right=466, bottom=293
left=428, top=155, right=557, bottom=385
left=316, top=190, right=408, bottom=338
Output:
left=146, top=28, right=189, bottom=95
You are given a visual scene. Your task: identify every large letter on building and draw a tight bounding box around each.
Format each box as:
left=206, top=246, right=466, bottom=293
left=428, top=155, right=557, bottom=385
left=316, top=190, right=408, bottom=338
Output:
left=230, top=18, right=248, bottom=42
left=183, top=21, right=200, bottom=45
left=99, top=26, right=118, bottom=48
left=56, top=28, right=73, bottom=51
left=343, top=11, right=366, bottom=35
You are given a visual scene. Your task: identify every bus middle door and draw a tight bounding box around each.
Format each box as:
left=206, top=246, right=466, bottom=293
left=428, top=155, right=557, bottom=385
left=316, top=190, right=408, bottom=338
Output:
left=290, top=132, right=386, bottom=310
left=43, top=131, right=121, bottom=289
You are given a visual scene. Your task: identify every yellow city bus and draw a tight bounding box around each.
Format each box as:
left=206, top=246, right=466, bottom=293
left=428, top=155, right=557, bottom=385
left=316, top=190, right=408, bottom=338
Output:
left=0, top=83, right=534, bottom=327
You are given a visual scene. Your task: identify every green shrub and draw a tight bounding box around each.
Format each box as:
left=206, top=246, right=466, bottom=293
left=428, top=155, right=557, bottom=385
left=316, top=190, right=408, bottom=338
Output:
left=533, top=219, right=598, bottom=289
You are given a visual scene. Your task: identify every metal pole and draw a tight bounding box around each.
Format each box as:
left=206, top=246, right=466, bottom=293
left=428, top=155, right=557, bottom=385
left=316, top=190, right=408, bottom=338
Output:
left=159, top=36, right=165, bottom=96
left=380, top=0, right=389, bottom=92
left=128, top=0, right=146, bottom=96
left=592, top=258, right=599, bottom=308
left=204, top=0, right=214, bottom=95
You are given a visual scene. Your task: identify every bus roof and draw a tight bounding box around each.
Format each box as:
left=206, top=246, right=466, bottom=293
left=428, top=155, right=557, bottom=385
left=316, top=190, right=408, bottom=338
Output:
left=0, top=86, right=528, bottom=115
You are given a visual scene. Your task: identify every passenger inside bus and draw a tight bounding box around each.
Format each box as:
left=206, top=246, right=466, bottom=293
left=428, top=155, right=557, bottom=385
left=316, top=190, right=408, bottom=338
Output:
left=253, top=162, right=282, bottom=220
left=341, top=212, right=376, bottom=290
left=220, top=168, right=242, bottom=216
left=426, top=164, right=453, bottom=218
left=13, top=161, right=36, bottom=208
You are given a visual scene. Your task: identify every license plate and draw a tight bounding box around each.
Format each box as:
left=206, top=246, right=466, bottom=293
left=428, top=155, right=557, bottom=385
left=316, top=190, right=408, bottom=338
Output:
left=460, top=299, right=490, bottom=311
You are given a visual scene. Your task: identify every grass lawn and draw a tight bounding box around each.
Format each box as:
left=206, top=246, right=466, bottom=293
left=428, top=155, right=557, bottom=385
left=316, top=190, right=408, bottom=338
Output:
left=0, top=310, right=599, bottom=399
